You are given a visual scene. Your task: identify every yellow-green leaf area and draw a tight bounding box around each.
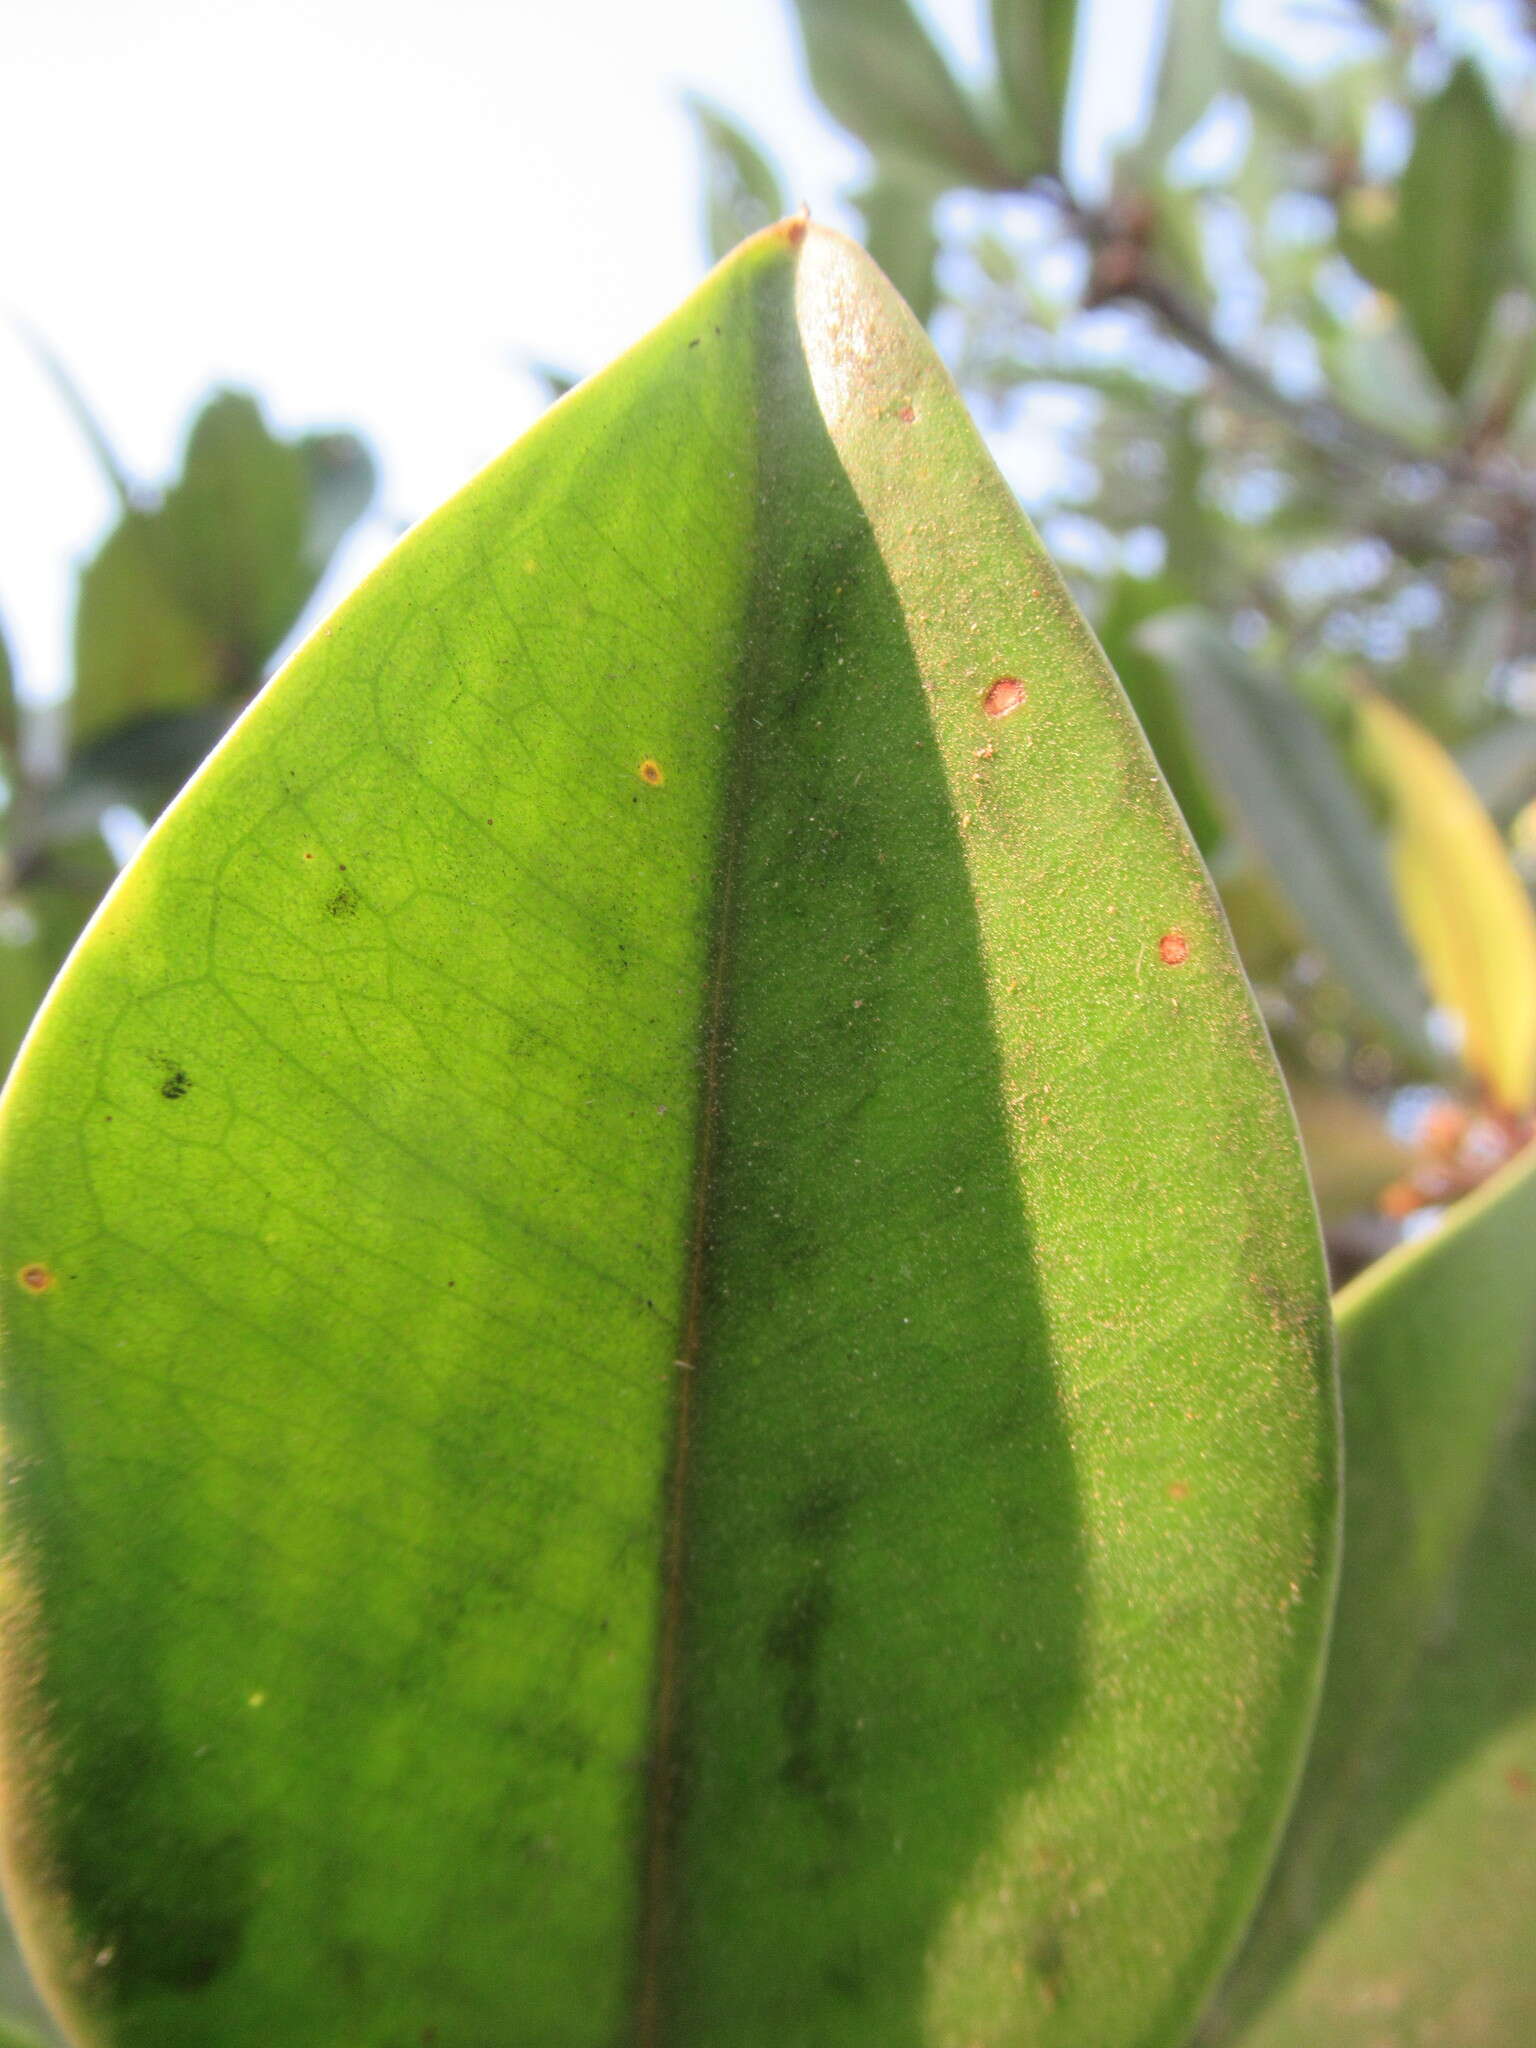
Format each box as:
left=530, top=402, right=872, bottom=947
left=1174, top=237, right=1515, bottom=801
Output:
left=1356, top=689, right=1536, bottom=1113
left=0, top=226, right=1334, bottom=2048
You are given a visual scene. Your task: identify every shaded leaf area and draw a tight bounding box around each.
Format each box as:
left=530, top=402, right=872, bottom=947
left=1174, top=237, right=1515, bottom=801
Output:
left=1198, top=1138, right=1536, bottom=2045
left=0, top=226, right=1333, bottom=2047
left=1138, top=612, right=1430, bottom=1061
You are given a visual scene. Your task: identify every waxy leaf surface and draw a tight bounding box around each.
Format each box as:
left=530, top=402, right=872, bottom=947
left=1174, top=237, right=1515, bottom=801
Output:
left=0, top=226, right=1334, bottom=2048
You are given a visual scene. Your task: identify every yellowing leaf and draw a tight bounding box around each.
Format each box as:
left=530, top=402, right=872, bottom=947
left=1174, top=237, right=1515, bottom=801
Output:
left=1356, top=690, right=1536, bottom=1114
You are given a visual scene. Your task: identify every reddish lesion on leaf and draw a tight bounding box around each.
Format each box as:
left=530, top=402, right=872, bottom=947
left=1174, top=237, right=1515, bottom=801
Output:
left=983, top=677, right=1026, bottom=719
left=17, top=1264, right=55, bottom=1294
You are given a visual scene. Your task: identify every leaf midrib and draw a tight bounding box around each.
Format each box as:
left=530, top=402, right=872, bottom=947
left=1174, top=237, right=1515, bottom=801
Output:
left=632, top=241, right=787, bottom=2047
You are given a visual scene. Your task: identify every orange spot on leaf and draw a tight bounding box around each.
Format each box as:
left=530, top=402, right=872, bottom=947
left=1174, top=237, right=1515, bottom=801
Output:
left=1159, top=931, right=1189, bottom=966
left=639, top=760, right=665, bottom=787
left=984, top=677, right=1026, bottom=719
left=17, top=1264, right=54, bottom=1294
left=897, top=404, right=916, bottom=424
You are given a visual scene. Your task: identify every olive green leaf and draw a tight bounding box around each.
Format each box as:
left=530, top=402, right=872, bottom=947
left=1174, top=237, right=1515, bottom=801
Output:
left=0, top=224, right=1334, bottom=2048
left=71, top=392, right=374, bottom=746
left=1199, top=1137, right=1536, bottom=2045
left=989, top=0, right=1077, bottom=177
left=1097, top=585, right=1224, bottom=860
left=789, top=0, right=1014, bottom=188
left=852, top=171, right=943, bottom=323
left=1396, top=60, right=1514, bottom=400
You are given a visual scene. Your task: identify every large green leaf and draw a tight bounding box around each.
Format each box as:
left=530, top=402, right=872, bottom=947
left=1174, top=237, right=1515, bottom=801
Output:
left=1198, top=1138, right=1536, bottom=2044
left=1395, top=60, right=1514, bottom=400
left=0, top=224, right=1335, bottom=2048
left=71, top=393, right=373, bottom=746
left=1138, top=611, right=1431, bottom=1061
left=789, top=0, right=1013, bottom=188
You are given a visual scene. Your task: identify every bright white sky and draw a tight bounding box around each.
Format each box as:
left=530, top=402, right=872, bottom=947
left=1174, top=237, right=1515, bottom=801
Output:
left=0, top=0, right=1166, bottom=703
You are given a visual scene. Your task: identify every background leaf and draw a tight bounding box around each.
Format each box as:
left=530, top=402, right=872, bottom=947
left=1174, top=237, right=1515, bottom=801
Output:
left=988, top=0, right=1077, bottom=176
left=789, top=0, right=1011, bottom=186
left=1395, top=60, right=1514, bottom=400
left=1138, top=0, right=1227, bottom=166
left=71, top=392, right=373, bottom=746
left=1355, top=687, right=1536, bottom=1112
left=853, top=172, right=942, bottom=322
left=685, top=95, right=789, bottom=264
left=1199, top=1138, right=1536, bottom=2044
left=1139, top=611, right=1431, bottom=1060
left=0, top=224, right=1334, bottom=2048
left=1097, top=583, right=1225, bottom=859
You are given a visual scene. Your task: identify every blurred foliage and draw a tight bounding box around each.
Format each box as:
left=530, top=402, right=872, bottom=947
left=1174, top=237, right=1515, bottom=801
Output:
left=0, top=382, right=373, bottom=1082
left=698, top=0, right=1536, bottom=1277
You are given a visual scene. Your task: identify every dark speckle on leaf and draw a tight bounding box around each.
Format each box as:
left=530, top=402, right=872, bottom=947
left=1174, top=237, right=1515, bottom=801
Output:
left=328, top=887, right=359, bottom=919
left=160, top=1070, right=192, bottom=1101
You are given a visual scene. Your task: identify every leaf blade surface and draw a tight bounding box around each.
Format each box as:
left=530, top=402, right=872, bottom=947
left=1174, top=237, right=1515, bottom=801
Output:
left=0, top=226, right=1334, bottom=2048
